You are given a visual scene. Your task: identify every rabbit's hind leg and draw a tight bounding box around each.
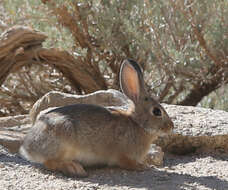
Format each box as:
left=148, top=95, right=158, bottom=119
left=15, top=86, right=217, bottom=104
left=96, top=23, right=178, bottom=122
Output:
left=44, top=159, right=88, bottom=177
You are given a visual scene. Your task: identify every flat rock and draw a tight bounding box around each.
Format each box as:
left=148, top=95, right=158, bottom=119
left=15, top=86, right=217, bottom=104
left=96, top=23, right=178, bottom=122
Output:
left=156, top=105, right=228, bottom=154
left=163, top=104, right=228, bottom=136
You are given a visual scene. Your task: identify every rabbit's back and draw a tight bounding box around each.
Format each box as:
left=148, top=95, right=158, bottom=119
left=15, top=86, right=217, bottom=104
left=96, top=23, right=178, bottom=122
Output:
left=41, top=103, right=115, bottom=132
left=20, top=104, right=134, bottom=166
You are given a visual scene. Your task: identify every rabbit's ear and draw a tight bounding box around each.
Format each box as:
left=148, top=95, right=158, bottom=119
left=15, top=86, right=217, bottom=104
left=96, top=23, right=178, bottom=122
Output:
left=120, top=59, right=143, bottom=103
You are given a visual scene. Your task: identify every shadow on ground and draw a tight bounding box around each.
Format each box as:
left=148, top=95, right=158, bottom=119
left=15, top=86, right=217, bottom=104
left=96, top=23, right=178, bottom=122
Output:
left=1, top=147, right=227, bottom=190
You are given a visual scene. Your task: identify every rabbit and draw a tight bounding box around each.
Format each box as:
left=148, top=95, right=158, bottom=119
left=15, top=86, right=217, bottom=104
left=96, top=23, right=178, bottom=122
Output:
left=19, top=59, right=174, bottom=177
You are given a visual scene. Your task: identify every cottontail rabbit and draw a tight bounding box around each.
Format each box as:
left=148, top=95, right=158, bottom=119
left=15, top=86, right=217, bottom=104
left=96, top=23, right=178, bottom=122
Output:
left=20, top=59, right=173, bottom=177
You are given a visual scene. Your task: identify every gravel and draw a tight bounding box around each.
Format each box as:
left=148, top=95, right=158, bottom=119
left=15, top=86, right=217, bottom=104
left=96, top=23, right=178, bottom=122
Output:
left=0, top=147, right=227, bottom=190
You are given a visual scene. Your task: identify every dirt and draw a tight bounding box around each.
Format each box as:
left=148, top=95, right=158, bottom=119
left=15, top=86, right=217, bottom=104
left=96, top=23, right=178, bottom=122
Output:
left=0, top=147, right=227, bottom=190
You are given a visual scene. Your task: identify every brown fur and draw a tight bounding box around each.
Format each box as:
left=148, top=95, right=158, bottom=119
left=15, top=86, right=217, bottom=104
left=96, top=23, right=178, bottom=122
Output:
left=19, top=59, right=173, bottom=177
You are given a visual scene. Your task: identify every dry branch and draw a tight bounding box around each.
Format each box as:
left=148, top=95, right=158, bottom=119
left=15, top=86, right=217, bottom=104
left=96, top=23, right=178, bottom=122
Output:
left=0, top=26, right=107, bottom=93
left=0, top=26, right=46, bottom=85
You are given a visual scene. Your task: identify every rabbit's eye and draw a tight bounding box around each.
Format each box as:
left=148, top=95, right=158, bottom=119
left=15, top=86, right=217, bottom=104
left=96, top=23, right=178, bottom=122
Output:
left=152, top=107, right=162, bottom=116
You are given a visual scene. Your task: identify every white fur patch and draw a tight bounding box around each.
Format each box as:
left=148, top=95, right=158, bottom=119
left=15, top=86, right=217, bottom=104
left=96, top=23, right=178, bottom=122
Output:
left=19, top=146, right=31, bottom=160
left=72, top=149, right=116, bottom=167
left=19, top=146, right=45, bottom=163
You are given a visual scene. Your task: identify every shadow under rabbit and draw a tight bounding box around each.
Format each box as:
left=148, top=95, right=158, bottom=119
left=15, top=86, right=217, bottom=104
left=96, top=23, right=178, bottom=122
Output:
left=78, top=165, right=228, bottom=190
left=36, top=156, right=228, bottom=190
left=0, top=147, right=30, bottom=167
left=1, top=145, right=228, bottom=190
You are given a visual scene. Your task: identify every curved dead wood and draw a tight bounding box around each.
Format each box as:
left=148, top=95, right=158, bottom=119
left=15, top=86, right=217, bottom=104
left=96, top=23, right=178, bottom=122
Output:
left=0, top=26, right=107, bottom=93
left=0, top=26, right=46, bottom=85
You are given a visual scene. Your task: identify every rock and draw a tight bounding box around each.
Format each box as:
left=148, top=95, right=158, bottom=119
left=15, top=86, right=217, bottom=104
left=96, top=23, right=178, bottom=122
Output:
left=0, top=116, right=30, bottom=153
left=29, top=89, right=133, bottom=123
left=164, top=104, right=228, bottom=136
left=156, top=104, right=228, bottom=155
left=0, top=115, right=29, bottom=128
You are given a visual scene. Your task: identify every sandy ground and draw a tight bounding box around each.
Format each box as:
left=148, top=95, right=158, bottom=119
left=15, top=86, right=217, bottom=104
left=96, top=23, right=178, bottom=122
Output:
left=0, top=147, right=227, bottom=190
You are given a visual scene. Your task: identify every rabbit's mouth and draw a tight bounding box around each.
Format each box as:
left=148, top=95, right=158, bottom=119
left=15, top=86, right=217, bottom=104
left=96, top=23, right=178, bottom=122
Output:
left=158, top=130, right=172, bottom=137
left=143, top=127, right=167, bottom=138
left=143, top=127, right=158, bottom=135
left=145, top=124, right=173, bottom=137
left=159, top=124, right=174, bottom=137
